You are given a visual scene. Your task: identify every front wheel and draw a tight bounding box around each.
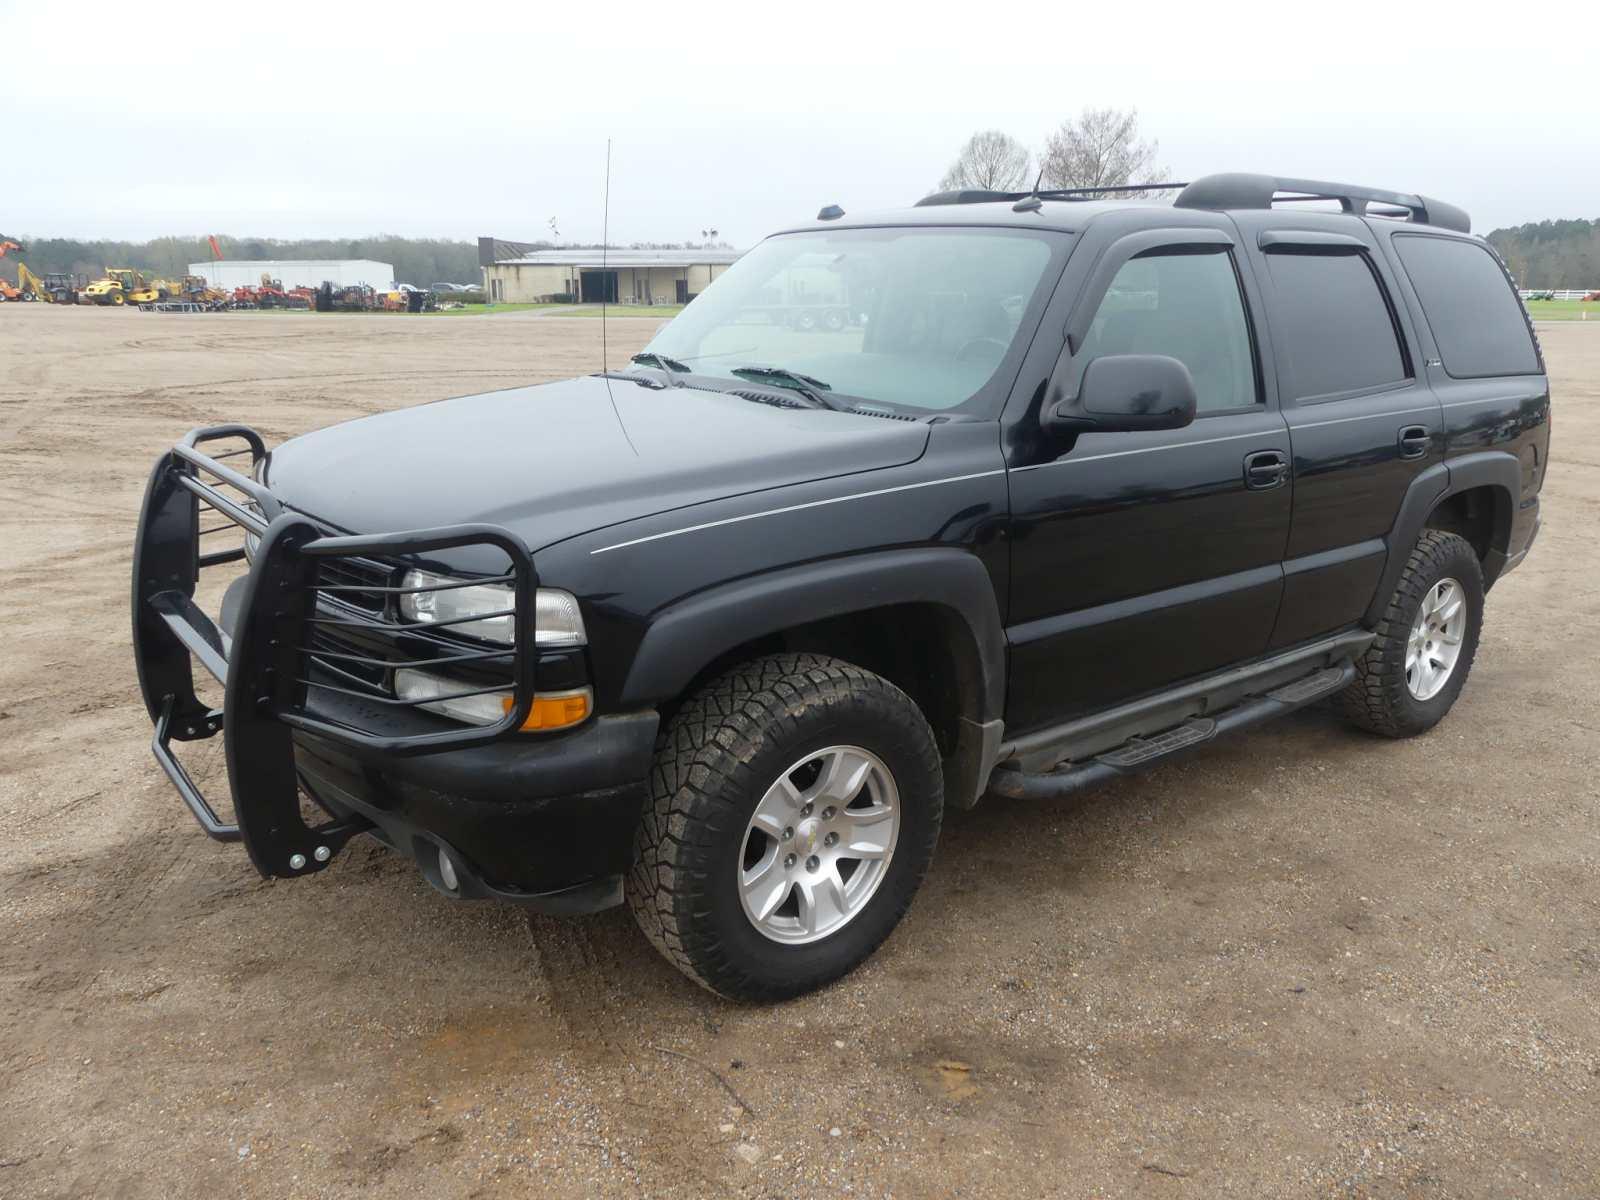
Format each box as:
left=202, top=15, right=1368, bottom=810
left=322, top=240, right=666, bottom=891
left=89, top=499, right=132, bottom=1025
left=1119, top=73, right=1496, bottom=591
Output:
left=1337, top=530, right=1484, bottom=737
left=629, top=654, right=943, bottom=1001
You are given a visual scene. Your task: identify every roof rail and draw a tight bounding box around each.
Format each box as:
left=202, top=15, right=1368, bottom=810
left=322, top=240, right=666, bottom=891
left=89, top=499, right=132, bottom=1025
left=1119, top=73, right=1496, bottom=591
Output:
left=1173, top=173, right=1470, bottom=234
left=915, top=181, right=1189, bottom=208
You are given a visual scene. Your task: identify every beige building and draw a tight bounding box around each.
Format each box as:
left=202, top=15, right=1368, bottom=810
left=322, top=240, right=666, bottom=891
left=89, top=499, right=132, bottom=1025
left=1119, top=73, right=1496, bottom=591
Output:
left=478, top=244, right=742, bottom=305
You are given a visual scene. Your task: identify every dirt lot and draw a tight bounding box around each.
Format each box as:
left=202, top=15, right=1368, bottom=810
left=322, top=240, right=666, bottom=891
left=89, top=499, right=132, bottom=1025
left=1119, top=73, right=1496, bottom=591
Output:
left=1, top=305, right=1596, bottom=1198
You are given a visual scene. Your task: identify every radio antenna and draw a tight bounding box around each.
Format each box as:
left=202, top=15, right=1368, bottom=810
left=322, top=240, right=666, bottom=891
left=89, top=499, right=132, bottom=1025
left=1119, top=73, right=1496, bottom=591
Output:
left=595, top=138, right=637, bottom=456
left=601, top=138, right=611, bottom=372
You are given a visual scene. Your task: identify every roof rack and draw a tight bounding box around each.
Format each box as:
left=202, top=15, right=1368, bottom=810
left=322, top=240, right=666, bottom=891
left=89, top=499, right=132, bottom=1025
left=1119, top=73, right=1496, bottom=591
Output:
left=916, top=181, right=1189, bottom=208
left=1173, top=173, right=1471, bottom=233
left=912, top=173, right=1472, bottom=235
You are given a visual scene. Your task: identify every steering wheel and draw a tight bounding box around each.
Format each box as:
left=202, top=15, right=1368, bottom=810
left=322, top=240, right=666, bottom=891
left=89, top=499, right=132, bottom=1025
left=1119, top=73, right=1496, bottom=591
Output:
left=956, top=336, right=1008, bottom=362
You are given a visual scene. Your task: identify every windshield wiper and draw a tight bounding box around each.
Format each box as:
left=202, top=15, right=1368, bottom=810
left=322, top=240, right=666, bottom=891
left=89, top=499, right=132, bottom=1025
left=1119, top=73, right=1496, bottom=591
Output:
left=728, top=365, right=846, bottom=410
left=629, top=351, right=691, bottom=380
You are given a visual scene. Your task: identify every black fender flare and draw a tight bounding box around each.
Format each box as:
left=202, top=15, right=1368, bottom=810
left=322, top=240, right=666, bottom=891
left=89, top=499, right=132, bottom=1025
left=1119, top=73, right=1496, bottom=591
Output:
left=617, top=547, right=1007, bottom=724
left=1367, top=451, right=1520, bottom=623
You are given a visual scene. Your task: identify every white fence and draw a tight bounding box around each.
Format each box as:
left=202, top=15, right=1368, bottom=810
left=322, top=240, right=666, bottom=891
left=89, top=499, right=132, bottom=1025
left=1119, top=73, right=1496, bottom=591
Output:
left=1519, top=288, right=1597, bottom=300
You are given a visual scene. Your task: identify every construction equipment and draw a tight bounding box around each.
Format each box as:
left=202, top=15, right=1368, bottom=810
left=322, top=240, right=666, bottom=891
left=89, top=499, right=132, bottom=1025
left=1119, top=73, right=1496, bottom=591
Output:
left=177, top=274, right=228, bottom=308
left=12, top=263, right=85, bottom=303
left=254, top=274, right=290, bottom=308
left=2, top=263, right=42, bottom=301
left=18, top=263, right=47, bottom=300
left=0, top=241, right=34, bottom=300
left=82, top=268, right=160, bottom=306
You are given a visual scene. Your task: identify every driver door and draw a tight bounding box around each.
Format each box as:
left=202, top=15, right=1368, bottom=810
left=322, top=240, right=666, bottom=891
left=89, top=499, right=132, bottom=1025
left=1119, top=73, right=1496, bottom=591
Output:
left=1005, top=224, right=1292, bottom=733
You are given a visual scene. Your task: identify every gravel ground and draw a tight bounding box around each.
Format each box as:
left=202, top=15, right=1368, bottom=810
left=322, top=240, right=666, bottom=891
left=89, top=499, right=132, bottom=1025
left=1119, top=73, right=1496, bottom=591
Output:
left=0, top=305, right=1595, bottom=1198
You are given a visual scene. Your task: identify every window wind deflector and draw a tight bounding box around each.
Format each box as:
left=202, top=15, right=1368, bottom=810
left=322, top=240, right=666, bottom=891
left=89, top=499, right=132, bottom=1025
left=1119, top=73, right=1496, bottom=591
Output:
left=1259, top=230, right=1368, bottom=253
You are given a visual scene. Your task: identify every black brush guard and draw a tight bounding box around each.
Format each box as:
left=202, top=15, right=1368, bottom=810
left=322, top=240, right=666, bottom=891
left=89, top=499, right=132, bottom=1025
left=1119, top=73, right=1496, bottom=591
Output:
left=132, top=424, right=539, bottom=880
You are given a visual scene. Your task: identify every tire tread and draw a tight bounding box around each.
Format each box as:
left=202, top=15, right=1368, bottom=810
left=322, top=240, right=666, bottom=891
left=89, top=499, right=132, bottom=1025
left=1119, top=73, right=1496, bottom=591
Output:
left=627, top=653, right=941, bottom=1000
left=1335, top=530, right=1482, bottom=738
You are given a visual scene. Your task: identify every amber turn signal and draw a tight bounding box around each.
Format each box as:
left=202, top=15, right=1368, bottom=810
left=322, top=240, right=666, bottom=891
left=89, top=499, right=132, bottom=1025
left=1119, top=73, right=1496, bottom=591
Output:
left=504, top=688, right=592, bottom=732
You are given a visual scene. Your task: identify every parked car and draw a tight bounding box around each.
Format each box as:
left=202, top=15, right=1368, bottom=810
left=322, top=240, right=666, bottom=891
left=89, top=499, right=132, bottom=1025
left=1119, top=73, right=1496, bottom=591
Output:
left=132, top=172, right=1549, bottom=1000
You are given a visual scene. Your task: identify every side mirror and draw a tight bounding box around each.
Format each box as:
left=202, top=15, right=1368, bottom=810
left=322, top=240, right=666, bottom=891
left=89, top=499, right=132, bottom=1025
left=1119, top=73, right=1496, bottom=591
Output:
left=1043, top=353, right=1198, bottom=436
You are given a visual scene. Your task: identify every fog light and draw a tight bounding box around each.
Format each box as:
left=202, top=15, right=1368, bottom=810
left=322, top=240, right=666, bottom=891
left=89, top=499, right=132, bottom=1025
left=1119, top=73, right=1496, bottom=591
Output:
left=438, top=847, right=459, bottom=892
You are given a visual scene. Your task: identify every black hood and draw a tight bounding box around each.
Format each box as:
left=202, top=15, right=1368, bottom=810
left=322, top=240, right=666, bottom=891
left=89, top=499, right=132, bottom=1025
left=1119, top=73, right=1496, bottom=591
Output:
left=265, top=375, right=930, bottom=551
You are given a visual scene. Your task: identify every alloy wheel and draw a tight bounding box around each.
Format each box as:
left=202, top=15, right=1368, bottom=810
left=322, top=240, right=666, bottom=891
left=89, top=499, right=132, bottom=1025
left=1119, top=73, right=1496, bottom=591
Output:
left=737, top=745, right=900, bottom=945
left=1406, top=576, right=1467, bottom=701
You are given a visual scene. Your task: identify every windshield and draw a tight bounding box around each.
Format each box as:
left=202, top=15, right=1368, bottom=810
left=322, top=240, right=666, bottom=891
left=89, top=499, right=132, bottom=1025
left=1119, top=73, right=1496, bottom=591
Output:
left=642, top=226, right=1066, bottom=413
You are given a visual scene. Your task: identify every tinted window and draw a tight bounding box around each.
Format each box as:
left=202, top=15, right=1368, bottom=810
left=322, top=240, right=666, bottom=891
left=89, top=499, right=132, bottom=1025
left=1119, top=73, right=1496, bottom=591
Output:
left=1393, top=235, right=1540, bottom=377
left=646, top=227, right=1062, bottom=413
left=1080, top=249, right=1257, bottom=413
left=1263, top=249, right=1407, bottom=400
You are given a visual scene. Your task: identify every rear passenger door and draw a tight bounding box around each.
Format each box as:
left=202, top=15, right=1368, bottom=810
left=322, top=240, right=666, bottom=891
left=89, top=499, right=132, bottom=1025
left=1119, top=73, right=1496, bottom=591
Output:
left=1234, top=213, right=1444, bottom=648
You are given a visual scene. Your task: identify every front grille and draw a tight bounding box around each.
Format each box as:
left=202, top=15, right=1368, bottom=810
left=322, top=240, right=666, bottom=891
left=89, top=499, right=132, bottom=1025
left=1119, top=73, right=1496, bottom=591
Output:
left=315, top=556, right=393, bottom=615
left=307, top=626, right=389, bottom=692
left=301, top=556, right=517, bottom=711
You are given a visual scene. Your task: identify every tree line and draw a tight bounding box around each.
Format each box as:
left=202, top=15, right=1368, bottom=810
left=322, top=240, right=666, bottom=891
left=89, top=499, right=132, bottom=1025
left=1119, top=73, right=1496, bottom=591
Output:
left=6, top=133, right=1594, bottom=290
left=0, top=235, right=484, bottom=288
left=0, top=233, right=741, bottom=289
left=1486, top=218, right=1600, bottom=289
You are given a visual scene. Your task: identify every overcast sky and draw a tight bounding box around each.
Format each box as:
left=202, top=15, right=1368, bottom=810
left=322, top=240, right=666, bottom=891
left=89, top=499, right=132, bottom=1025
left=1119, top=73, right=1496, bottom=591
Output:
left=7, top=1, right=1596, bottom=246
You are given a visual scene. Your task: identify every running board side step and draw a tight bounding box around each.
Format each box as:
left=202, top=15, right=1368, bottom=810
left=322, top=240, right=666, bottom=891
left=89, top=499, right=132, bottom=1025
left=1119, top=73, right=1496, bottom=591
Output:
left=986, top=664, right=1355, bottom=801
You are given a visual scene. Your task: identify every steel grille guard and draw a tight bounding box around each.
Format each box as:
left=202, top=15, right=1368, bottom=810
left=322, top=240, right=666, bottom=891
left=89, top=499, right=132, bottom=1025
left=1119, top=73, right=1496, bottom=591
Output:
left=131, top=424, right=539, bottom=880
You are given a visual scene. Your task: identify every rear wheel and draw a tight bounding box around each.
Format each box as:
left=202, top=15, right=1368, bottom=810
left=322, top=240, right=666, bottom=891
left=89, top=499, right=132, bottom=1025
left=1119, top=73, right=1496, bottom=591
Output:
left=629, top=653, right=943, bottom=1000
left=1337, top=530, right=1484, bottom=737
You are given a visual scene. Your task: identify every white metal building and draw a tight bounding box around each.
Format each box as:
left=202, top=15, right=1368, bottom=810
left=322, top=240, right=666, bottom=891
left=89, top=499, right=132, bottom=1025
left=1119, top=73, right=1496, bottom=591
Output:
left=188, top=259, right=396, bottom=292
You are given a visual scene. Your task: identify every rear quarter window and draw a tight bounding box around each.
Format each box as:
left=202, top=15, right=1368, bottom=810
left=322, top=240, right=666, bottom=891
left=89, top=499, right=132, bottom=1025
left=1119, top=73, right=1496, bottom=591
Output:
left=1392, top=234, right=1541, bottom=378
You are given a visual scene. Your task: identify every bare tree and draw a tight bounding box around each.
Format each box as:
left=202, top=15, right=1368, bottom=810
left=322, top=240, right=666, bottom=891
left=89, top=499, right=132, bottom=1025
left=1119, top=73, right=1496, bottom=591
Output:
left=1039, top=107, right=1164, bottom=195
left=938, top=130, right=1033, bottom=192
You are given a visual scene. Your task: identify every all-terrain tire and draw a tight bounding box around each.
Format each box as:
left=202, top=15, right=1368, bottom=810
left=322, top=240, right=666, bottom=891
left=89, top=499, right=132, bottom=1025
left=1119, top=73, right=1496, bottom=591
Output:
left=1336, top=530, right=1484, bottom=738
left=628, top=653, right=943, bottom=1001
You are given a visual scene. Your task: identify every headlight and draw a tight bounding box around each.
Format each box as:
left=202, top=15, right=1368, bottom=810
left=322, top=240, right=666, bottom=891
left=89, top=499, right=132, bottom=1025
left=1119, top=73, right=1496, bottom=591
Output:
left=398, top=570, right=586, bottom=647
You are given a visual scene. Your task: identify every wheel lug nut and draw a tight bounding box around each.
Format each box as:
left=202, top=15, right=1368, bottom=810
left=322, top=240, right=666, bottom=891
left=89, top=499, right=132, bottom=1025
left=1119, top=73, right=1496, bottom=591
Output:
left=822, top=806, right=836, bottom=820
left=805, top=855, right=820, bottom=871
left=801, top=803, right=813, bottom=816
left=782, top=826, right=794, bottom=841
left=824, top=832, right=838, bottom=847
left=784, top=853, right=797, bottom=869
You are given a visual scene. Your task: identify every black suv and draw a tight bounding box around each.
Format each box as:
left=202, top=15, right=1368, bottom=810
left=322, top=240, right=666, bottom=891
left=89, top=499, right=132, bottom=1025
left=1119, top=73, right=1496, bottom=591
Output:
left=133, top=173, right=1549, bottom=1000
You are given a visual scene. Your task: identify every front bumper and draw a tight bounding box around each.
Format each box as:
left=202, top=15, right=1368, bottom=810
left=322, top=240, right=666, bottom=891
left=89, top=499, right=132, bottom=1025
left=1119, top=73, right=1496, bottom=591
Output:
left=132, top=424, right=651, bottom=912
left=292, top=698, right=656, bottom=908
